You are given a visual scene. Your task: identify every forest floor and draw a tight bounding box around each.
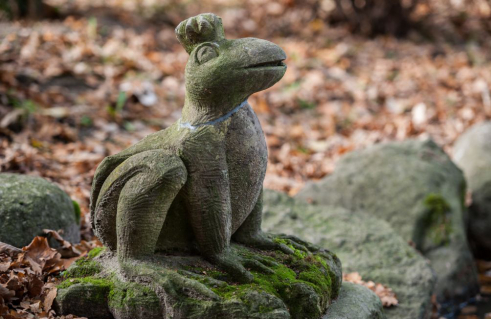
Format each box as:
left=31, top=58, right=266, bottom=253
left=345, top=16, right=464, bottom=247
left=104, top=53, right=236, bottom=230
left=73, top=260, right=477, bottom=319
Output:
left=1, top=0, right=491, bottom=318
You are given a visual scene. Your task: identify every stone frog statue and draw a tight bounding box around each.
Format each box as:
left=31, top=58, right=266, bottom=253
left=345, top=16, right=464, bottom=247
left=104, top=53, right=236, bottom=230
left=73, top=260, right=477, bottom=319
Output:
left=90, top=13, right=307, bottom=283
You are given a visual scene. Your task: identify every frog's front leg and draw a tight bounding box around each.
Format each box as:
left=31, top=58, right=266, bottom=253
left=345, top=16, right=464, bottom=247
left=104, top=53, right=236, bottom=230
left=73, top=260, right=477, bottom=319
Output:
left=183, top=127, right=268, bottom=283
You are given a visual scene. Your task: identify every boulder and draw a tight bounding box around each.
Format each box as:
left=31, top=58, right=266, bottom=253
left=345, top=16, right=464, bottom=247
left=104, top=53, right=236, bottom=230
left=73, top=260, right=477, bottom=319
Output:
left=323, top=282, right=386, bottom=319
left=262, top=190, right=435, bottom=319
left=453, top=121, right=491, bottom=258
left=296, top=139, right=479, bottom=310
left=0, top=173, right=80, bottom=247
left=55, top=243, right=343, bottom=319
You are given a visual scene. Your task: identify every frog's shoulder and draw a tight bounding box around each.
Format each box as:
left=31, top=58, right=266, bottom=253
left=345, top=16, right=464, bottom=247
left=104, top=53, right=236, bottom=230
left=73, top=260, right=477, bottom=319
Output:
left=178, top=123, right=227, bottom=158
left=136, top=122, right=184, bottom=148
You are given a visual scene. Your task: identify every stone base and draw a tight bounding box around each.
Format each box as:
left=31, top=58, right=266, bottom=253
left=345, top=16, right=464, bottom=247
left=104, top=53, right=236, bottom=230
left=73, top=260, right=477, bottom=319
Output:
left=55, top=242, right=343, bottom=319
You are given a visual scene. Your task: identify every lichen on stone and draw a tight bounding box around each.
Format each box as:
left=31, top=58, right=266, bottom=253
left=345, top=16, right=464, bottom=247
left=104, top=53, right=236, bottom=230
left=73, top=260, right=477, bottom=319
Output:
left=63, top=247, right=105, bottom=278
left=422, top=193, right=453, bottom=249
left=55, top=244, right=342, bottom=319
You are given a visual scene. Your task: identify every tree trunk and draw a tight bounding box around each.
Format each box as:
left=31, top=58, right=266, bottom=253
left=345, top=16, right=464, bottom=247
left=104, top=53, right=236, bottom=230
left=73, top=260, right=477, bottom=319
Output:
left=1, top=0, right=52, bottom=20
left=332, top=0, right=418, bottom=37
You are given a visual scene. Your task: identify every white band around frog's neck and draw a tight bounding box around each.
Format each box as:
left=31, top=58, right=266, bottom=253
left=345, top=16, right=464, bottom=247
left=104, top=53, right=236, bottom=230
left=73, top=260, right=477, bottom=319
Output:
left=178, top=100, right=248, bottom=131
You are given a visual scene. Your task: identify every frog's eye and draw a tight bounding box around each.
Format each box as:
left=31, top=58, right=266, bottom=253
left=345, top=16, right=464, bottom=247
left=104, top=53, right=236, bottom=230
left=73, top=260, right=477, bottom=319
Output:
left=196, top=45, right=218, bottom=64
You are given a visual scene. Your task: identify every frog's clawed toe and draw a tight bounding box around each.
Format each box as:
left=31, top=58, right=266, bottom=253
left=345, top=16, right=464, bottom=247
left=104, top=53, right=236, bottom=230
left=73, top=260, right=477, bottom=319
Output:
left=275, top=234, right=322, bottom=253
left=235, top=232, right=320, bottom=255
left=210, top=250, right=254, bottom=284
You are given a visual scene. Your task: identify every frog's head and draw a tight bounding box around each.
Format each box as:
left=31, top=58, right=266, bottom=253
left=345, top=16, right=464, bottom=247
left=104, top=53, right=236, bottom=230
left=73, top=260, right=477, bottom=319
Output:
left=176, top=13, right=286, bottom=111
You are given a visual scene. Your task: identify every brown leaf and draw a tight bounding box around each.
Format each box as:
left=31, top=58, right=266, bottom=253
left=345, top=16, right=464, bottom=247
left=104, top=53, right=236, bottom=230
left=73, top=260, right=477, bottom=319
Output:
left=0, top=243, right=22, bottom=255
left=343, top=272, right=398, bottom=308
left=0, top=284, right=15, bottom=300
left=42, top=287, right=57, bottom=312
left=22, top=237, right=58, bottom=275
left=0, top=258, right=12, bottom=272
left=27, top=276, right=43, bottom=298
left=43, top=230, right=82, bottom=259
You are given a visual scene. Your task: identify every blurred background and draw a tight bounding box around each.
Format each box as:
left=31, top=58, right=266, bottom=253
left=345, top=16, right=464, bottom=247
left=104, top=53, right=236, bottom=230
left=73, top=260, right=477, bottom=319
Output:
left=1, top=0, right=491, bottom=240
left=1, top=0, right=491, bottom=236
left=1, top=0, right=491, bottom=318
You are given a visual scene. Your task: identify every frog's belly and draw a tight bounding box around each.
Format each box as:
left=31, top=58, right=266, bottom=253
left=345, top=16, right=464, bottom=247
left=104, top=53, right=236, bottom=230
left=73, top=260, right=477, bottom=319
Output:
left=226, top=105, right=268, bottom=233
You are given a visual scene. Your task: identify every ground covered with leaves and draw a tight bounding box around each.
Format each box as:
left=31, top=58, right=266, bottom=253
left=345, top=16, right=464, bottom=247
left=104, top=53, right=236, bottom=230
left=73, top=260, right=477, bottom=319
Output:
left=1, top=0, right=491, bottom=318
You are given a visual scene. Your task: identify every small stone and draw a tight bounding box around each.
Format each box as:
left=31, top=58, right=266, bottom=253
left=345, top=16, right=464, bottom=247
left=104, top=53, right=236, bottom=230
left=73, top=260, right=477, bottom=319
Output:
left=453, top=121, right=491, bottom=258
left=323, top=282, right=386, bottom=319
left=0, top=173, right=80, bottom=248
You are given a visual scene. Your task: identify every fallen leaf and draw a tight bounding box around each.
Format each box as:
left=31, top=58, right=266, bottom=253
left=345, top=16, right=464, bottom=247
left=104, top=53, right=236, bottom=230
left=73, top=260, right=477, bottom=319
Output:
left=343, top=272, right=398, bottom=307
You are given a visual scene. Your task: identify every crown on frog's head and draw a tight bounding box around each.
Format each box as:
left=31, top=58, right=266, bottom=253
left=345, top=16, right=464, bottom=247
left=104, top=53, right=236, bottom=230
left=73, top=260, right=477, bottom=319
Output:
left=175, top=13, right=225, bottom=54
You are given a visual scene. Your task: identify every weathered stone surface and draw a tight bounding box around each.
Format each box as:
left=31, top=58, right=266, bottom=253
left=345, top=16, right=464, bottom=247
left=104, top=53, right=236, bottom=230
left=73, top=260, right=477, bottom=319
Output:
left=55, top=244, right=342, bottom=319
left=453, top=121, right=491, bottom=257
left=262, top=190, right=435, bottom=319
left=323, top=282, right=386, bottom=319
left=0, top=173, right=80, bottom=247
left=296, top=139, right=479, bottom=308
left=89, top=13, right=292, bottom=284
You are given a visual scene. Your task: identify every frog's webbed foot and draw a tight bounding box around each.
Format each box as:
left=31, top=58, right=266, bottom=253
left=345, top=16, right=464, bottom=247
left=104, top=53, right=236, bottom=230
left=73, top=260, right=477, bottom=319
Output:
left=119, top=256, right=220, bottom=301
left=274, top=234, right=323, bottom=253
left=209, top=248, right=278, bottom=284
left=234, top=231, right=293, bottom=254
left=236, top=231, right=323, bottom=255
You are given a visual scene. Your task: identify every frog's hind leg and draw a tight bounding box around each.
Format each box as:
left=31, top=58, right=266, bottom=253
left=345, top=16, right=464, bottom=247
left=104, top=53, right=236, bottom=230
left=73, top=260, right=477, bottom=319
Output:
left=232, top=189, right=294, bottom=254
left=232, top=188, right=275, bottom=247
left=93, top=150, right=187, bottom=260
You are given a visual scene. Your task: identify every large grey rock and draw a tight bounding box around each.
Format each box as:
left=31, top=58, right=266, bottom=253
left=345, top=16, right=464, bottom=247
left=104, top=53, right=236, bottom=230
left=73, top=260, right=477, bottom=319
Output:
left=0, top=173, right=80, bottom=247
left=453, top=121, right=491, bottom=257
left=323, top=282, right=386, bottom=319
left=296, top=140, right=478, bottom=308
left=262, top=190, right=435, bottom=319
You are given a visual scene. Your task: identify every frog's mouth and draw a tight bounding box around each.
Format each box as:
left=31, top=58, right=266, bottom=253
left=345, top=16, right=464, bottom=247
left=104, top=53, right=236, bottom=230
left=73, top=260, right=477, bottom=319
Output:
left=245, top=60, right=286, bottom=69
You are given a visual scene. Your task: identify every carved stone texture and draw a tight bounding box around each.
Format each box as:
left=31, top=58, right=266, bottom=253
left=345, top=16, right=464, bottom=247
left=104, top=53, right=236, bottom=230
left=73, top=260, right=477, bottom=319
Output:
left=56, top=12, right=344, bottom=318
left=55, top=244, right=342, bottom=319
left=89, top=12, right=295, bottom=283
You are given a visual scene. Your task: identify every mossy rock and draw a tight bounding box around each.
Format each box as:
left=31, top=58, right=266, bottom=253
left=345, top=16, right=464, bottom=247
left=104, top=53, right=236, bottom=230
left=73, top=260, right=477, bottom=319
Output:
left=296, top=139, right=479, bottom=312
left=262, top=190, right=432, bottom=319
left=0, top=173, right=80, bottom=248
left=54, top=243, right=342, bottom=319
left=453, top=121, right=491, bottom=258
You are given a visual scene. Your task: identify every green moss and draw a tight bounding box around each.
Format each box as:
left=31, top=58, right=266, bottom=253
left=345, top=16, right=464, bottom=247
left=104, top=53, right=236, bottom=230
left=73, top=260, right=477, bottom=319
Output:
left=108, top=281, right=160, bottom=311
left=58, top=276, right=113, bottom=292
left=63, top=247, right=105, bottom=278
left=423, top=193, right=453, bottom=247
left=180, top=243, right=337, bottom=319
left=72, top=200, right=81, bottom=224
left=88, top=246, right=105, bottom=259
left=64, top=260, right=101, bottom=278
left=57, top=244, right=339, bottom=319
left=58, top=273, right=160, bottom=311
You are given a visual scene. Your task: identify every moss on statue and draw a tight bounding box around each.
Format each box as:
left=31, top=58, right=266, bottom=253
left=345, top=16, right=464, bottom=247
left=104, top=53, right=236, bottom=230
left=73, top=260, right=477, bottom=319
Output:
left=63, top=247, right=105, bottom=278
left=55, top=243, right=342, bottom=319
